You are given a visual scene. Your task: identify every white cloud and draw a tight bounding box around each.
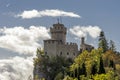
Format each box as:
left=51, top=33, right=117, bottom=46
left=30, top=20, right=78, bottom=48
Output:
left=69, top=25, right=101, bottom=38
left=16, top=9, right=80, bottom=19
left=0, top=56, right=33, bottom=80
left=0, top=26, right=50, bottom=55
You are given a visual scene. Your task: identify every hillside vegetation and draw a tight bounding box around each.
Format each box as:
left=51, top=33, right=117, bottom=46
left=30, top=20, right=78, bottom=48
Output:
left=33, top=31, right=120, bottom=80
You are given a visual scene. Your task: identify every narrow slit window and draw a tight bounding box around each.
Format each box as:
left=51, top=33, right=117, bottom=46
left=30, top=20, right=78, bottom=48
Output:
left=60, top=52, right=62, bottom=55
left=67, top=52, right=69, bottom=55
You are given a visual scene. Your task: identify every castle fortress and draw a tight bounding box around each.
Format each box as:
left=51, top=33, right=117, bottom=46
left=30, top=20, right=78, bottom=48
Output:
left=33, top=22, right=94, bottom=80
left=44, top=22, right=94, bottom=59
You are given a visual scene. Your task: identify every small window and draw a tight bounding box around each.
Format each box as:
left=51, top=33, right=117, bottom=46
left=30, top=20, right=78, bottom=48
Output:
left=67, top=52, right=69, bottom=55
left=73, top=53, right=75, bottom=56
left=45, top=52, right=47, bottom=55
left=60, top=52, right=62, bottom=55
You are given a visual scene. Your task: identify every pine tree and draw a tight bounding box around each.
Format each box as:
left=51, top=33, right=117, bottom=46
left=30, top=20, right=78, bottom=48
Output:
left=109, top=40, right=116, bottom=52
left=98, top=31, right=108, bottom=52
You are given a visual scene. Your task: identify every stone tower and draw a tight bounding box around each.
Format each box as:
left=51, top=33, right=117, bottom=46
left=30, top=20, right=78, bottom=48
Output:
left=44, top=22, right=78, bottom=58
left=50, top=22, right=67, bottom=44
left=81, top=37, right=85, bottom=44
left=80, top=37, right=94, bottom=52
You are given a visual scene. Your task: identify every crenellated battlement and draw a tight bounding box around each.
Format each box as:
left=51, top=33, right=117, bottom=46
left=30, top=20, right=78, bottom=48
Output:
left=44, top=40, right=63, bottom=44
left=50, top=27, right=66, bottom=33
left=44, top=40, right=77, bottom=46
left=50, top=23, right=66, bottom=32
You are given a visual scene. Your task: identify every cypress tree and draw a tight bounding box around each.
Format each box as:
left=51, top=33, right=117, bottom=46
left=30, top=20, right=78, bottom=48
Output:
left=81, top=63, right=87, bottom=76
left=98, top=57, right=105, bottom=74
left=91, top=64, right=97, bottom=75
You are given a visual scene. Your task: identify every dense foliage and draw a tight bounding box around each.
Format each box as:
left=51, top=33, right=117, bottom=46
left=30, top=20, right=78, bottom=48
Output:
left=33, top=48, right=120, bottom=80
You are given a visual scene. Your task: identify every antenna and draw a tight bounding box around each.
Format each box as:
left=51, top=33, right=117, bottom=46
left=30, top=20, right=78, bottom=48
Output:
left=57, top=18, right=59, bottom=24
left=60, top=16, right=62, bottom=23
left=57, top=17, right=62, bottom=24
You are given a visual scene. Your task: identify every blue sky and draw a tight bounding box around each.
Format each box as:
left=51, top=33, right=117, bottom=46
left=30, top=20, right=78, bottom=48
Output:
left=0, top=0, right=120, bottom=79
left=0, top=0, right=120, bottom=51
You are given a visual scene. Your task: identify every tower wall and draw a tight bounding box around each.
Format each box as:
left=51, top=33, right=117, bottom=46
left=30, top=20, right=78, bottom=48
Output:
left=44, top=40, right=58, bottom=57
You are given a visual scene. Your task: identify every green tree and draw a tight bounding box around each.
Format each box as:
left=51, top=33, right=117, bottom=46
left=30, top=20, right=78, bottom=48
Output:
left=81, top=63, right=87, bottom=76
left=98, top=31, right=108, bottom=52
left=109, top=60, right=116, bottom=70
left=109, top=40, right=116, bottom=52
left=98, top=57, right=105, bottom=74
left=93, top=70, right=119, bottom=80
left=69, top=49, right=105, bottom=78
left=91, top=64, right=97, bottom=75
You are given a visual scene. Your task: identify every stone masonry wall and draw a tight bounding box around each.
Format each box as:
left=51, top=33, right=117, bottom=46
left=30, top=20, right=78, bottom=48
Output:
left=44, top=40, right=78, bottom=59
